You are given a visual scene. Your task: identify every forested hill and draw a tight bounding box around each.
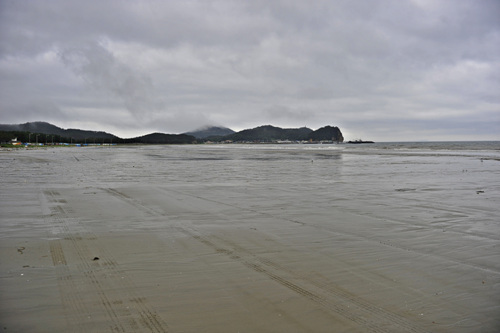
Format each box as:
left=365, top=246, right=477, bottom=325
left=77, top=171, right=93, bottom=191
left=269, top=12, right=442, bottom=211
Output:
left=0, top=122, right=344, bottom=144
left=0, top=122, right=193, bottom=144
left=222, top=125, right=312, bottom=142
left=122, top=133, right=196, bottom=144
left=0, top=121, right=118, bottom=142
left=184, top=126, right=235, bottom=139
left=218, top=125, right=343, bottom=142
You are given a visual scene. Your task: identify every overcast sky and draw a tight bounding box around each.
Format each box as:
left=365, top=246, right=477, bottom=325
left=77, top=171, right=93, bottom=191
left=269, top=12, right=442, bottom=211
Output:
left=0, top=0, right=499, bottom=141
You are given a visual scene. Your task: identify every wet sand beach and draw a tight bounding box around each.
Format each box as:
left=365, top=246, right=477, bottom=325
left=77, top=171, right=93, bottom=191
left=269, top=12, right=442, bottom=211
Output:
left=1, top=144, right=499, bottom=332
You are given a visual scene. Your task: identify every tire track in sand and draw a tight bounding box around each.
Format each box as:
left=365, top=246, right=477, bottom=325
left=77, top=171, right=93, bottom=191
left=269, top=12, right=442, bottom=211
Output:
left=167, top=187, right=500, bottom=275
left=44, top=190, right=169, bottom=333
left=182, top=228, right=427, bottom=333
left=49, top=239, right=90, bottom=333
left=213, top=235, right=428, bottom=333
left=103, top=187, right=429, bottom=333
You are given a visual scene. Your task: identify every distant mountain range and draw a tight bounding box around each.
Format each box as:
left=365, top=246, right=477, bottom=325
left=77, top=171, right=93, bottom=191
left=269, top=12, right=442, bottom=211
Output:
left=0, top=122, right=344, bottom=144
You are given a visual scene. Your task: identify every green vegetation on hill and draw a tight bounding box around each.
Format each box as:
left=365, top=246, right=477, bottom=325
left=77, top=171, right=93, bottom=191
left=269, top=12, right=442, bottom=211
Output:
left=307, top=126, right=344, bottom=142
left=221, top=125, right=313, bottom=142
left=0, top=122, right=192, bottom=144
left=0, top=122, right=344, bottom=145
left=123, top=133, right=196, bottom=144
left=0, top=122, right=118, bottom=141
left=210, top=125, right=343, bottom=143
left=184, top=126, right=235, bottom=139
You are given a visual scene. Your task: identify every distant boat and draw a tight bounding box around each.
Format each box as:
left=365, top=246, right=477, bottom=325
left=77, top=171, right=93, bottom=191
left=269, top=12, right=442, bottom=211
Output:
left=347, top=140, right=375, bottom=144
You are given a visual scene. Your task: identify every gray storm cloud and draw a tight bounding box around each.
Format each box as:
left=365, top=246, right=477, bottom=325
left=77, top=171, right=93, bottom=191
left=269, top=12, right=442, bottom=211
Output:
left=0, top=0, right=499, bottom=140
left=59, top=42, right=160, bottom=117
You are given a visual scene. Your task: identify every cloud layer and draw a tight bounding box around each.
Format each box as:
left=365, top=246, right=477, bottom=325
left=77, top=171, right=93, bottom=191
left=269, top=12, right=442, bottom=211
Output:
left=1, top=0, right=499, bottom=140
